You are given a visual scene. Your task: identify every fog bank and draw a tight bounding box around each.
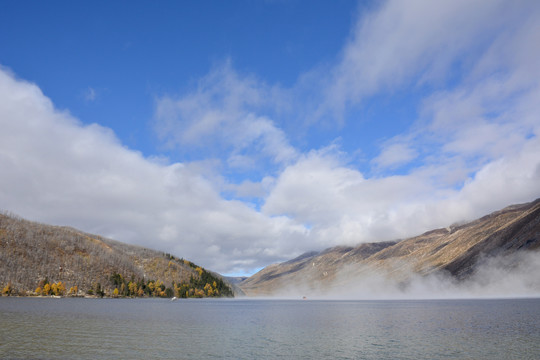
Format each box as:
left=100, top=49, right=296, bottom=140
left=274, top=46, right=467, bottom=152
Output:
left=259, top=251, right=540, bottom=300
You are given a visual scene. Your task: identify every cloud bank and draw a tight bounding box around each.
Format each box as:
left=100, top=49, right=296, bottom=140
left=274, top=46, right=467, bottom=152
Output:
left=1, top=0, right=540, bottom=276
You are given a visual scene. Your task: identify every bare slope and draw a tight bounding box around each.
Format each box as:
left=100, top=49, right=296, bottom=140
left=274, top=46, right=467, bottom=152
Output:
left=240, top=199, right=540, bottom=296
left=0, top=213, right=234, bottom=297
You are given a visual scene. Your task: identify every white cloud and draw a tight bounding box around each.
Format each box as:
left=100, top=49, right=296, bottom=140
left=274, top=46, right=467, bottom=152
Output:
left=263, top=0, right=540, bottom=246
left=0, top=67, right=308, bottom=275
left=372, top=140, right=418, bottom=170
left=154, top=61, right=298, bottom=170
left=264, top=136, right=540, bottom=248
left=226, top=177, right=275, bottom=199
left=321, top=0, right=532, bottom=119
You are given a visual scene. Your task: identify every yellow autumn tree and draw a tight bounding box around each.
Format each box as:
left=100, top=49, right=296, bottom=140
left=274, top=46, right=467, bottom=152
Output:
left=204, top=283, right=214, bottom=296
left=54, top=281, right=66, bottom=296
left=128, top=282, right=137, bottom=296
left=2, top=282, right=12, bottom=295
left=35, top=286, right=42, bottom=295
left=113, top=288, right=119, bottom=297
left=43, top=283, right=51, bottom=296
left=147, top=281, right=155, bottom=294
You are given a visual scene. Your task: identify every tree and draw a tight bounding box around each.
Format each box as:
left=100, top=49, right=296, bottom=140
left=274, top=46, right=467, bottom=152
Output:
left=147, top=281, right=155, bottom=294
left=57, top=281, right=66, bottom=296
left=93, top=282, right=104, bottom=297
left=2, top=282, right=12, bottom=296
left=204, top=283, right=214, bottom=296
left=128, top=281, right=137, bottom=296
left=51, top=281, right=65, bottom=296
left=43, top=283, right=51, bottom=295
left=113, top=288, right=119, bottom=297
left=154, top=280, right=164, bottom=296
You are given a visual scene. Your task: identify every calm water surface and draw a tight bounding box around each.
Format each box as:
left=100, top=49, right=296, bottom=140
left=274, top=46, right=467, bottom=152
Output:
left=1, top=297, right=539, bottom=359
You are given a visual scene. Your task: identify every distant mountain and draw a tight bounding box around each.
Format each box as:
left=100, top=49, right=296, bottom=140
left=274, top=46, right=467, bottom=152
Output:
left=0, top=213, right=234, bottom=298
left=239, top=199, right=540, bottom=296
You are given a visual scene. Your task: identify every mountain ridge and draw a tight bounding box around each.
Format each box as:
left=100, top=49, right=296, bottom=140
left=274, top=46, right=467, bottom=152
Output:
left=239, top=198, right=540, bottom=296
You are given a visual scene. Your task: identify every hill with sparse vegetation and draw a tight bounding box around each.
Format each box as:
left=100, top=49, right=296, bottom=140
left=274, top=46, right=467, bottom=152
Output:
left=0, top=212, right=234, bottom=298
left=240, top=198, right=540, bottom=296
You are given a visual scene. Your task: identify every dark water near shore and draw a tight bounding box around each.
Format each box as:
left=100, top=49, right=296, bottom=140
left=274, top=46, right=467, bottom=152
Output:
left=1, top=297, right=539, bottom=359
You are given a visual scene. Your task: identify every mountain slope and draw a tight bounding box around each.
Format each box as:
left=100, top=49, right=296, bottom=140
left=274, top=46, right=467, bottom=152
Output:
left=0, top=213, right=234, bottom=297
left=240, top=199, right=540, bottom=296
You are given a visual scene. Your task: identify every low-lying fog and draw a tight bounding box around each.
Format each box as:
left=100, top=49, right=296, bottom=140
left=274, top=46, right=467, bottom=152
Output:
left=257, top=252, right=540, bottom=300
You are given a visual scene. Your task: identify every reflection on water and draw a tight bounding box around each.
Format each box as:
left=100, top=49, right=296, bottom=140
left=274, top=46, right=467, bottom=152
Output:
left=1, top=297, right=539, bottom=359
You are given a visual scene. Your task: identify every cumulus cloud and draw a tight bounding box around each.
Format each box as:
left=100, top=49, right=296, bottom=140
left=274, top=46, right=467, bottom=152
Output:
left=263, top=136, right=540, bottom=248
left=0, top=67, right=309, bottom=275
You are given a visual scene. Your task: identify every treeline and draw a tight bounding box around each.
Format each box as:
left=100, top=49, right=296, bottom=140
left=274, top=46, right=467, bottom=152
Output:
left=1, top=279, right=75, bottom=297
left=1, top=265, right=233, bottom=298
left=107, top=266, right=233, bottom=298
left=1, top=269, right=233, bottom=298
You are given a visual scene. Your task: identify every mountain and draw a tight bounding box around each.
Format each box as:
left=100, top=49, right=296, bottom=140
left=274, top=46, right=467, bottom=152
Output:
left=0, top=212, right=234, bottom=298
left=239, top=199, right=540, bottom=297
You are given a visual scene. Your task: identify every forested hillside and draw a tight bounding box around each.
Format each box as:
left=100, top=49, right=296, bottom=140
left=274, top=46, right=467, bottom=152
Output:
left=0, top=212, right=233, bottom=298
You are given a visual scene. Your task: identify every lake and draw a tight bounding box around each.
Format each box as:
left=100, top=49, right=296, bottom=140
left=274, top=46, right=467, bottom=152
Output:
left=1, top=297, right=539, bottom=359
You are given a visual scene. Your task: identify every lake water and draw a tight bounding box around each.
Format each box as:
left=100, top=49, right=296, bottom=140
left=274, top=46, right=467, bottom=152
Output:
left=1, top=297, right=539, bottom=359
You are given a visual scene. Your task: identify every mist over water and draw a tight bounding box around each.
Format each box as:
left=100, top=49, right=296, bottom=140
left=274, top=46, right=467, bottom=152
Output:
left=262, top=251, right=540, bottom=300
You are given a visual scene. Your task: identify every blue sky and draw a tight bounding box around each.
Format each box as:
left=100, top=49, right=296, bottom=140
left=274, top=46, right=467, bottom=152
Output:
left=1, top=1, right=356, bottom=160
left=1, top=0, right=540, bottom=276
